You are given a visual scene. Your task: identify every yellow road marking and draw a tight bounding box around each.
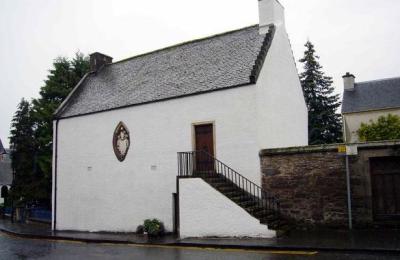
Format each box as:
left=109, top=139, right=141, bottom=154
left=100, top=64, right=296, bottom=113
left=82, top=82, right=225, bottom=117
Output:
left=1, top=232, right=318, bottom=256
left=122, top=243, right=318, bottom=256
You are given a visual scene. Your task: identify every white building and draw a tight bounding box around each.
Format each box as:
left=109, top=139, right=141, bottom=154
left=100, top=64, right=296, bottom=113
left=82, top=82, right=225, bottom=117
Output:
left=52, top=0, right=307, bottom=238
left=342, top=73, right=400, bottom=143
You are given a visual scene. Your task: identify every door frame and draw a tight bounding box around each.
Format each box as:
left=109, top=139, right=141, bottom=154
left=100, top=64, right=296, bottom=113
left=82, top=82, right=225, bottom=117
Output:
left=191, top=121, right=216, bottom=157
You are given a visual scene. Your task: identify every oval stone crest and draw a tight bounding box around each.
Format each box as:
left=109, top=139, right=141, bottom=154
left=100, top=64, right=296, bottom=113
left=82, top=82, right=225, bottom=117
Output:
left=113, top=122, right=130, bottom=162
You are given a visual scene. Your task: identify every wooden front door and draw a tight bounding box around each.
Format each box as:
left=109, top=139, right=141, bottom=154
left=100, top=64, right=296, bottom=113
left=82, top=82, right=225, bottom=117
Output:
left=370, top=157, right=400, bottom=221
left=194, top=124, right=214, bottom=172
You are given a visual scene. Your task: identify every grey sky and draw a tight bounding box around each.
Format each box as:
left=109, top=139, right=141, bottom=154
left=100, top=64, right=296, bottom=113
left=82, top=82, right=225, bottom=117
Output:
left=1, top=0, right=399, bottom=147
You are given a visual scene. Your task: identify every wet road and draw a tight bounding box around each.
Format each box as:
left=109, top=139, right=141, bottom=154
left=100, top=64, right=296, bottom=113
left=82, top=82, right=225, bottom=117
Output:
left=0, top=233, right=398, bottom=259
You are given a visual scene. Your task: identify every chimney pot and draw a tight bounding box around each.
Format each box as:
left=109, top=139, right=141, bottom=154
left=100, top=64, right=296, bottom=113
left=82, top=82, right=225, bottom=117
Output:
left=90, top=52, right=113, bottom=72
left=343, top=72, right=355, bottom=91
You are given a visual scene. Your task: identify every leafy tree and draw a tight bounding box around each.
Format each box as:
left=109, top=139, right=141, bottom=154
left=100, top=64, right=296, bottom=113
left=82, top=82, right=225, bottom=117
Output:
left=357, top=114, right=400, bottom=142
left=299, top=41, right=342, bottom=144
left=30, top=52, right=90, bottom=205
left=9, top=99, right=36, bottom=204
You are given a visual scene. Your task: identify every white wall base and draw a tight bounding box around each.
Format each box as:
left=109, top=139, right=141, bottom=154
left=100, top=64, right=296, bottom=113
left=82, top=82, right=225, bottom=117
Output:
left=179, top=178, right=276, bottom=238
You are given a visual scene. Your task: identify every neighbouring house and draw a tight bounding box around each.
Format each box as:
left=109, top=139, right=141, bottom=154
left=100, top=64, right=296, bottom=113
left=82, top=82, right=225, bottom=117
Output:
left=258, top=74, right=400, bottom=229
left=342, top=73, right=400, bottom=143
left=52, top=0, right=307, bottom=237
left=0, top=138, right=12, bottom=204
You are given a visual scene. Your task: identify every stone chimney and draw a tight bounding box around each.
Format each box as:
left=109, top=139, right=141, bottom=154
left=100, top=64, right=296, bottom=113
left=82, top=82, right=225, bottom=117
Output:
left=89, top=52, right=113, bottom=72
left=343, top=72, right=356, bottom=91
left=258, top=0, right=285, bottom=34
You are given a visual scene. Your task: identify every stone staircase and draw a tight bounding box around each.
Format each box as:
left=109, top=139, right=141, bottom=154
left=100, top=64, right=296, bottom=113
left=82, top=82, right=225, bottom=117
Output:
left=178, top=151, right=287, bottom=231
left=195, top=172, right=285, bottom=230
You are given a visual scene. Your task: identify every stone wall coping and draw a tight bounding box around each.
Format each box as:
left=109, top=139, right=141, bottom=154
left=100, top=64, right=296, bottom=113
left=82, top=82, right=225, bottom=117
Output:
left=260, top=140, right=400, bottom=156
left=259, top=144, right=339, bottom=156
left=355, top=139, right=400, bottom=150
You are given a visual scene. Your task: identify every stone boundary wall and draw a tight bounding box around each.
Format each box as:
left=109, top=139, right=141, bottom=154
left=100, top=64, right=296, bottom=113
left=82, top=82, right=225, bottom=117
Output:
left=260, top=141, right=400, bottom=228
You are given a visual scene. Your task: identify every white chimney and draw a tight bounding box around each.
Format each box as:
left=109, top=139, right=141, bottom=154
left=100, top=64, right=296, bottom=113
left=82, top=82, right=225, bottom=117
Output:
left=343, top=72, right=356, bottom=91
left=258, top=0, right=285, bottom=34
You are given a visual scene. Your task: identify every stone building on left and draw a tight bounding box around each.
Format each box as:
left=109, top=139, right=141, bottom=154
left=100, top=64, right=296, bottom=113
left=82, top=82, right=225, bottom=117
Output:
left=0, top=138, right=13, bottom=204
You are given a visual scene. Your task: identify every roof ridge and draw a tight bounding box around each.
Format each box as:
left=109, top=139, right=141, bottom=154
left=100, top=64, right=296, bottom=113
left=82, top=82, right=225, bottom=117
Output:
left=110, top=24, right=259, bottom=66
left=356, top=76, right=400, bottom=85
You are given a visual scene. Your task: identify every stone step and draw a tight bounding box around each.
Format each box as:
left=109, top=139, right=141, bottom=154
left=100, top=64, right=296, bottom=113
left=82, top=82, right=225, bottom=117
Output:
left=203, top=177, right=224, bottom=183
left=259, top=213, right=279, bottom=223
left=253, top=210, right=271, bottom=219
left=216, top=186, right=241, bottom=193
left=195, top=174, right=220, bottom=179
left=203, top=175, right=234, bottom=184
left=238, top=200, right=259, bottom=208
left=223, top=191, right=244, bottom=198
left=244, top=205, right=266, bottom=214
left=209, top=182, right=235, bottom=189
left=203, top=177, right=233, bottom=185
left=230, top=194, right=254, bottom=203
left=260, top=217, right=290, bottom=231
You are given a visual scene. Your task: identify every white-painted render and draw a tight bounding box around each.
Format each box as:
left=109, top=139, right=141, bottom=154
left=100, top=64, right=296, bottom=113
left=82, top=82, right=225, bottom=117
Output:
left=256, top=2, right=308, bottom=149
left=51, top=120, right=57, bottom=230
left=179, top=178, right=275, bottom=238
left=53, top=0, right=307, bottom=235
left=55, top=85, right=260, bottom=232
left=343, top=108, right=400, bottom=143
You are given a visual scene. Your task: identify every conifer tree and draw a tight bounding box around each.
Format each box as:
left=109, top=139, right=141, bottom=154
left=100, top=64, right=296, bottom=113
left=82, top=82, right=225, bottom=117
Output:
left=30, top=53, right=90, bottom=205
left=299, top=41, right=342, bottom=144
left=9, top=99, right=36, bottom=204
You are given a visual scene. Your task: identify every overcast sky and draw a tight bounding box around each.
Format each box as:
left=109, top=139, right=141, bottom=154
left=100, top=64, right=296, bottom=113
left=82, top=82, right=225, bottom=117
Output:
left=1, top=0, right=399, bottom=147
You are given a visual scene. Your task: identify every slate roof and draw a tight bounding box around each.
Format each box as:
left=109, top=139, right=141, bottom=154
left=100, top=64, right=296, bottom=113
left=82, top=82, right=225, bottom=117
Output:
left=0, top=146, right=12, bottom=185
left=0, top=161, right=12, bottom=185
left=0, top=138, right=6, bottom=155
left=56, top=25, right=275, bottom=118
left=342, top=77, right=400, bottom=113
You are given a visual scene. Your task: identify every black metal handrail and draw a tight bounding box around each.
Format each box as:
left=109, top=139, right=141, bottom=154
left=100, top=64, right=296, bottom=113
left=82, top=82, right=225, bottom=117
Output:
left=177, top=151, right=280, bottom=219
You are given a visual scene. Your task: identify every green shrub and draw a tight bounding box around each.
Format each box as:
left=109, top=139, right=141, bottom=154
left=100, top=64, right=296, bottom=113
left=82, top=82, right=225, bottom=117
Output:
left=357, top=114, right=400, bottom=142
left=143, top=219, right=165, bottom=237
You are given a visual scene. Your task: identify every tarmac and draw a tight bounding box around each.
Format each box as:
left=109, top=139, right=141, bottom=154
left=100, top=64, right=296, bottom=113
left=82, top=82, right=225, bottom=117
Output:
left=1, top=218, right=399, bottom=254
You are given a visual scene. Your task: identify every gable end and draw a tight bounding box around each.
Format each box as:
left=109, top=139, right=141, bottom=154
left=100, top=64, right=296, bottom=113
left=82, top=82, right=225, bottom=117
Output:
left=250, top=25, right=276, bottom=84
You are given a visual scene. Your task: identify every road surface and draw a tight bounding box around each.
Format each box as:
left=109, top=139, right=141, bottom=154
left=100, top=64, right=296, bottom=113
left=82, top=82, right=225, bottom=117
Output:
left=0, top=233, right=398, bottom=259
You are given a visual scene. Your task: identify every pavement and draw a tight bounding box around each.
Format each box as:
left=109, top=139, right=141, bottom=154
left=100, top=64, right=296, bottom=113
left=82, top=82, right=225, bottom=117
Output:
left=1, top=218, right=400, bottom=254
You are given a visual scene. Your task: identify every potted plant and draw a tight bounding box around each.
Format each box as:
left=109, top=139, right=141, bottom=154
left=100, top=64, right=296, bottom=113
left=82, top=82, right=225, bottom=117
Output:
left=138, top=219, right=165, bottom=237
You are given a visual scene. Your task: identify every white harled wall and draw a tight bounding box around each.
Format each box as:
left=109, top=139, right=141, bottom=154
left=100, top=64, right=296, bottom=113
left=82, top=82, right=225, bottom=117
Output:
left=179, top=178, right=275, bottom=238
left=256, top=25, right=308, bottom=149
left=343, top=108, right=400, bottom=143
left=53, top=30, right=308, bottom=233
left=55, top=86, right=260, bottom=232
left=53, top=0, right=308, bottom=234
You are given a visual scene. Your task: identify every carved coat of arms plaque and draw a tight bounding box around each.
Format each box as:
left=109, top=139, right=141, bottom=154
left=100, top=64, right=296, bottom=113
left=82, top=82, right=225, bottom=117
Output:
left=113, top=122, right=130, bottom=162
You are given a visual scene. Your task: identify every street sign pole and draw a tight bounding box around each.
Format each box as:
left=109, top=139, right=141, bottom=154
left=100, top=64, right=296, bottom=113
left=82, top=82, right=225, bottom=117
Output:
left=345, top=154, right=352, bottom=229
left=338, top=144, right=357, bottom=230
